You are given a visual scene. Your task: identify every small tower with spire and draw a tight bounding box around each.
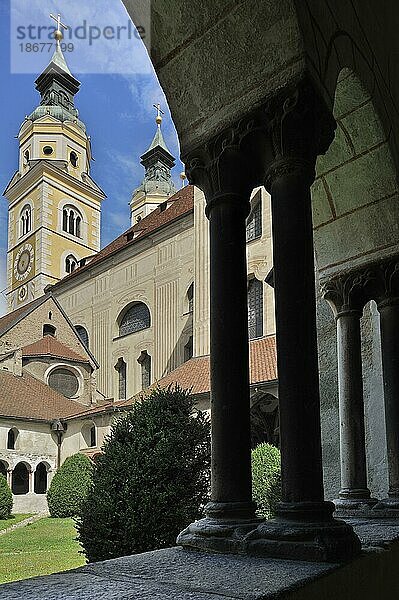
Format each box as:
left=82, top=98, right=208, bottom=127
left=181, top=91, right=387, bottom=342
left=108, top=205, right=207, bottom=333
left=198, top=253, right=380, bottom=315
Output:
left=130, top=104, right=176, bottom=225
left=3, top=15, right=105, bottom=311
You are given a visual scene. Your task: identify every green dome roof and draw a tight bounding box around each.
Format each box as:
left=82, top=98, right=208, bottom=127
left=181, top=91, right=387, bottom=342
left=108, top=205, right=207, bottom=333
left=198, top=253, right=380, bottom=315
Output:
left=28, top=105, right=86, bottom=133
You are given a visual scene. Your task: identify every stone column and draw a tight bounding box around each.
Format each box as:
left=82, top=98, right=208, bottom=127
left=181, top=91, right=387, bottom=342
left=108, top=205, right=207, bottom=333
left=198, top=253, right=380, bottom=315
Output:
left=7, top=469, right=12, bottom=489
left=375, top=259, right=399, bottom=509
left=178, top=121, right=262, bottom=554
left=28, top=469, right=34, bottom=493
left=323, top=274, right=376, bottom=513
left=178, top=81, right=360, bottom=561
left=248, top=82, right=360, bottom=561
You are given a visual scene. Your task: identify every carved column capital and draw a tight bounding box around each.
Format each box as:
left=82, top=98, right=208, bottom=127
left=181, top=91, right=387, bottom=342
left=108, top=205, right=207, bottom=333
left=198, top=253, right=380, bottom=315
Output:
left=374, top=259, right=399, bottom=309
left=183, top=114, right=266, bottom=218
left=322, top=271, right=373, bottom=318
left=264, top=79, right=336, bottom=191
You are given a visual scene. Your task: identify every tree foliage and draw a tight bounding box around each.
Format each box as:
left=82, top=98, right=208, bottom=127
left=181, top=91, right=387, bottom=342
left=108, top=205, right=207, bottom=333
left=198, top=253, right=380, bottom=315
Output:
left=47, top=453, right=93, bottom=518
left=77, top=385, right=211, bottom=562
left=251, top=442, right=281, bottom=519
left=0, top=474, right=13, bottom=519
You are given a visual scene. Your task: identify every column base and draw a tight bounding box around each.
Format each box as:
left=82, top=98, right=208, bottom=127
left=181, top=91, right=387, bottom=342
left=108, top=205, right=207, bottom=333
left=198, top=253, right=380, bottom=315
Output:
left=177, top=501, right=361, bottom=562
left=333, top=496, right=378, bottom=518
left=372, top=497, right=399, bottom=517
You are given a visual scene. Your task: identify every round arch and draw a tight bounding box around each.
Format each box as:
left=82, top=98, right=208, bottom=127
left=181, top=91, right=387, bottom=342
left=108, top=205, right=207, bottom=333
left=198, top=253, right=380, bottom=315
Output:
left=34, top=462, right=50, bottom=494
left=81, top=421, right=97, bottom=449
left=57, top=199, right=88, bottom=243
left=12, top=462, right=30, bottom=495
left=312, top=67, right=399, bottom=278
left=117, top=301, right=151, bottom=337
left=0, top=460, right=9, bottom=480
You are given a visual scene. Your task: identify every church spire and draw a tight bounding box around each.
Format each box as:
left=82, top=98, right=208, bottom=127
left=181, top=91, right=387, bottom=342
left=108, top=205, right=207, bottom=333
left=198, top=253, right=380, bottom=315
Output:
left=29, top=14, right=85, bottom=131
left=130, top=105, right=177, bottom=225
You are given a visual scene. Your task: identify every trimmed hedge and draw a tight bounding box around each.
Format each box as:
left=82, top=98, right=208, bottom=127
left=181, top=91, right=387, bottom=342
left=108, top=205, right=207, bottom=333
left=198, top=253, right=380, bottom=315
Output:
left=47, top=453, right=93, bottom=518
left=77, top=385, right=211, bottom=562
left=0, top=474, right=13, bottom=519
left=251, top=442, right=281, bottom=519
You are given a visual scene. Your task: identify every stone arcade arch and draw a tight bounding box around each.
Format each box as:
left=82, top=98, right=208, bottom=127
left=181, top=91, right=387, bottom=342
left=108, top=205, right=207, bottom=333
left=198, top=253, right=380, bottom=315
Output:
left=0, top=460, right=8, bottom=480
left=120, top=0, right=399, bottom=563
left=12, top=462, right=30, bottom=495
left=34, top=462, right=48, bottom=494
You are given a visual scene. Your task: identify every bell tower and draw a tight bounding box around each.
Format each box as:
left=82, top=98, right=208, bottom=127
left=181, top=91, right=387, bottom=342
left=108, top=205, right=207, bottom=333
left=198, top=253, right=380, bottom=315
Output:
left=130, top=104, right=176, bottom=225
left=4, top=14, right=105, bottom=312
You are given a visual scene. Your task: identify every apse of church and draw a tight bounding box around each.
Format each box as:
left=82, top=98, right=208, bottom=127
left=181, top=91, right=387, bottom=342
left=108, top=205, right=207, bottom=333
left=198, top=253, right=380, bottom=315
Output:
left=4, top=36, right=105, bottom=311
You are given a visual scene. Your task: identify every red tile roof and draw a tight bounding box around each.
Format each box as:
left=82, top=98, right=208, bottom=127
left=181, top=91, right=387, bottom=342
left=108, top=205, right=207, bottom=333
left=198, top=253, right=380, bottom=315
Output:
left=53, top=185, right=194, bottom=286
left=0, top=295, right=48, bottom=337
left=22, top=336, right=89, bottom=363
left=116, top=335, right=277, bottom=405
left=0, top=370, right=93, bottom=421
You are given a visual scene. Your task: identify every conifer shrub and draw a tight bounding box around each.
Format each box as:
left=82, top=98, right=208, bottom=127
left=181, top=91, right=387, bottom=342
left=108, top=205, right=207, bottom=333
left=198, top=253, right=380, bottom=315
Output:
left=0, top=474, right=13, bottom=519
left=251, top=442, right=281, bottom=519
left=77, top=385, right=211, bottom=562
left=47, top=453, right=93, bottom=518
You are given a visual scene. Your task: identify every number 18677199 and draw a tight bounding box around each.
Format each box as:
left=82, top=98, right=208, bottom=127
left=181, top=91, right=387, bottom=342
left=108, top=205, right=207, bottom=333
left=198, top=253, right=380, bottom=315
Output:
left=19, top=42, right=74, bottom=53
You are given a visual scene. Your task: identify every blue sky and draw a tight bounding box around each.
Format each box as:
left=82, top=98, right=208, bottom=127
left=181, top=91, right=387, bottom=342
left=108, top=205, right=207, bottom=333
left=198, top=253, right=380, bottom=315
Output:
left=0, top=0, right=183, bottom=316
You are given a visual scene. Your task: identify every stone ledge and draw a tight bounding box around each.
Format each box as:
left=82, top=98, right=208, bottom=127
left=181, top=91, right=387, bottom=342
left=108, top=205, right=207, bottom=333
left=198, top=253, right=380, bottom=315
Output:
left=1, top=520, right=399, bottom=600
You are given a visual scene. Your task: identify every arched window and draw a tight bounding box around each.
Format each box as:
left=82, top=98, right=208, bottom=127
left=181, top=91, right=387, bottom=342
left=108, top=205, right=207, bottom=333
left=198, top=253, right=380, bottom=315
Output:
left=137, top=351, right=151, bottom=390
left=7, top=428, right=17, bottom=450
left=0, top=461, right=7, bottom=480
left=246, top=198, right=262, bottom=242
left=115, top=358, right=127, bottom=400
left=62, top=205, right=82, bottom=238
left=81, top=424, right=97, bottom=448
left=65, top=254, right=78, bottom=274
left=48, top=368, right=79, bottom=398
left=24, top=149, right=30, bottom=164
left=248, top=278, right=263, bottom=340
left=34, top=463, right=48, bottom=494
left=43, top=324, right=56, bottom=337
left=75, top=325, right=89, bottom=348
left=19, top=204, right=32, bottom=237
left=12, top=463, right=29, bottom=495
left=70, top=151, right=78, bottom=167
left=187, top=283, right=194, bottom=314
left=119, top=302, right=151, bottom=337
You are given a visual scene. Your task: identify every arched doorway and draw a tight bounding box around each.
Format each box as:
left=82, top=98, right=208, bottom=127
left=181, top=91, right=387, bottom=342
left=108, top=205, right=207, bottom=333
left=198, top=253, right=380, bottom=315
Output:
left=12, top=462, right=30, bottom=495
left=34, top=463, right=48, bottom=494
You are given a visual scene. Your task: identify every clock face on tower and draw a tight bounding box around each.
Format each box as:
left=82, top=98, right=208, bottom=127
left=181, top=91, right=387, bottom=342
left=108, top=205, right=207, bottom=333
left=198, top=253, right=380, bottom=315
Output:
left=14, top=243, right=34, bottom=281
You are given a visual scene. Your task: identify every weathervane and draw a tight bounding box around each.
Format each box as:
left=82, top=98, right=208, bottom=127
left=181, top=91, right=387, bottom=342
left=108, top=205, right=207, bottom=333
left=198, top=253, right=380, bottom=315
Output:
left=50, top=13, right=68, bottom=43
left=153, top=103, right=164, bottom=126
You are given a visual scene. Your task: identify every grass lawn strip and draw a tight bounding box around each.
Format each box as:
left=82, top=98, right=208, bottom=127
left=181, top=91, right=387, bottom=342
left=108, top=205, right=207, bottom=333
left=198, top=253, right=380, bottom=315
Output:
left=0, top=517, right=86, bottom=584
left=0, top=515, right=32, bottom=532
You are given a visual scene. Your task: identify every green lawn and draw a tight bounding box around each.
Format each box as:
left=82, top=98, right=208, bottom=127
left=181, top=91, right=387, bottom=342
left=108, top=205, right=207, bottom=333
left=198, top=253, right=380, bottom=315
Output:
left=0, top=517, right=86, bottom=584
left=0, top=514, right=32, bottom=532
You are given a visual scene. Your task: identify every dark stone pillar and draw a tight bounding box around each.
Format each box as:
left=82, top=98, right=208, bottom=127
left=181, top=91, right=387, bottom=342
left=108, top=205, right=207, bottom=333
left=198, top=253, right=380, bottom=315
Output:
left=207, top=198, right=254, bottom=514
left=247, top=83, right=360, bottom=560
left=372, top=259, right=399, bottom=512
left=323, top=275, right=376, bottom=514
left=268, top=158, right=325, bottom=507
left=379, top=298, right=399, bottom=505
left=177, top=123, right=263, bottom=553
left=178, top=81, right=360, bottom=561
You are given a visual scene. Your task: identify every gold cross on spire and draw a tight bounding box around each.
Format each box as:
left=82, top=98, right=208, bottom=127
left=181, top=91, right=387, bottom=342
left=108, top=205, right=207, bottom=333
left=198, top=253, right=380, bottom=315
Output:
left=153, top=103, right=164, bottom=126
left=50, top=13, right=68, bottom=42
